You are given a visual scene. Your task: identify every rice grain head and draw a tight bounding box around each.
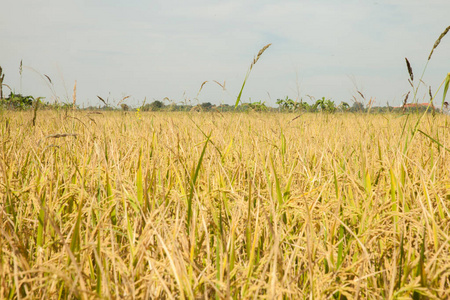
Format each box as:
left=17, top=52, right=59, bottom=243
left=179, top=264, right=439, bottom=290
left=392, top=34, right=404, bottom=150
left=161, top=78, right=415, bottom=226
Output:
left=197, top=81, right=208, bottom=96
left=251, top=43, right=272, bottom=70
left=428, top=25, right=450, bottom=60
left=405, top=58, right=414, bottom=81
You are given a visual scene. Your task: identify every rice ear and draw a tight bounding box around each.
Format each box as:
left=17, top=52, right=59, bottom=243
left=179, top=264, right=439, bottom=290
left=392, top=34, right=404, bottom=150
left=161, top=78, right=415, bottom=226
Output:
left=357, top=91, right=365, bottom=100
left=117, top=95, right=130, bottom=107
left=235, top=44, right=272, bottom=108
left=402, top=91, right=410, bottom=110
left=44, top=74, right=52, bottom=84
left=428, top=25, right=450, bottom=60
left=97, top=96, right=107, bottom=106
left=405, top=58, right=414, bottom=81
left=197, top=81, right=208, bottom=96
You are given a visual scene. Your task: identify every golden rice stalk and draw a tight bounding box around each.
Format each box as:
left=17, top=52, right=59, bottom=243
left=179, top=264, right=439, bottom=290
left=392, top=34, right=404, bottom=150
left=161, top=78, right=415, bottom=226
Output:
left=405, top=58, right=414, bottom=81
left=428, top=25, right=450, bottom=60
left=235, top=43, right=272, bottom=108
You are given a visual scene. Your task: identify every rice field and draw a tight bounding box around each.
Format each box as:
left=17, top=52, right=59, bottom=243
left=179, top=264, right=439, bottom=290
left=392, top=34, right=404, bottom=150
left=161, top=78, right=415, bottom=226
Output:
left=1, top=110, right=450, bottom=299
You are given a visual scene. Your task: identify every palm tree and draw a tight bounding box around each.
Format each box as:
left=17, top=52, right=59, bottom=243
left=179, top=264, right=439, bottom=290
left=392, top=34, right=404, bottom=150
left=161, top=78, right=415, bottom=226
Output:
left=339, top=101, right=350, bottom=112
left=324, top=99, right=336, bottom=113
left=314, top=97, right=328, bottom=112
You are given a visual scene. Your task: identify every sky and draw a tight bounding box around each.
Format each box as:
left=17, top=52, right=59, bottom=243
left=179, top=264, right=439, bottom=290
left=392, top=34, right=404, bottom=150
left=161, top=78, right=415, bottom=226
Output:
left=1, top=0, right=450, bottom=108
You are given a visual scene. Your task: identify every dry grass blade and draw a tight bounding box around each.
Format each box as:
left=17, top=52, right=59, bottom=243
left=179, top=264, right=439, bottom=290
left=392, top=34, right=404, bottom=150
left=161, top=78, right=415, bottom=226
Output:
left=429, top=86, right=433, bottom=101
left=405, top=58, right=414, bottom=81
left=428, top=25, right=450, bottom=60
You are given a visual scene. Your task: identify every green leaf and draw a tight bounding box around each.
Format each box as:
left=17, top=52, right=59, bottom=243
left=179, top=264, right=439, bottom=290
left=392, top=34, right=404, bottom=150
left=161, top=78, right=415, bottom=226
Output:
left=442, top=72, right=450, bottom=109
left=187, top=133, right=210, bottom=228
left=235, top=72, right=249, bottom=108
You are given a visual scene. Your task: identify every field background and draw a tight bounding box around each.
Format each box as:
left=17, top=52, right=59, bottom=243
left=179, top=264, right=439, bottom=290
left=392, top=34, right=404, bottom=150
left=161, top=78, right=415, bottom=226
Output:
left=1, top=110, right=450, bottom=299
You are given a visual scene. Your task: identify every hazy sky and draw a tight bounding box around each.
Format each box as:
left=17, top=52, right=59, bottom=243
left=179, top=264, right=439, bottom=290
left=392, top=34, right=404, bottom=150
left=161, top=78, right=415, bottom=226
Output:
left=1, top=0, right=449, bottom=107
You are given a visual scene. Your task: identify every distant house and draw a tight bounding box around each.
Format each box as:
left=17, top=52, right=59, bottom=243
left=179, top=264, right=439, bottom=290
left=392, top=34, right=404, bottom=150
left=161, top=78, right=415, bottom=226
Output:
left=401, top=103, right=434, bottom=109
left=392, top=103, right=435, bottom=112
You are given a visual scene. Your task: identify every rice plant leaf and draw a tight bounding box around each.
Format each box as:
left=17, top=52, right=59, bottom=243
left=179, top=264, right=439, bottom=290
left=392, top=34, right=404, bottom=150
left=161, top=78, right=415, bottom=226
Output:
left=418, top=129, right=450, bottom=153
left=37, top=196, right=45, bottom=248
left=235, top=72, right=250, bottom=108
left=442, top=72, right=450, bottom=108
left=96, top=237, right=102, bottom=295
left=337, top=208, right=345, bottom=270
left=187, top=133, right=210, bottom=228
left=106, top=171, right=116, bottom=226
left=137, top=149, right=143, bottom=207
left=397, top=233, right=404, bottom=290
left=70, top=203, right=83, bottom=263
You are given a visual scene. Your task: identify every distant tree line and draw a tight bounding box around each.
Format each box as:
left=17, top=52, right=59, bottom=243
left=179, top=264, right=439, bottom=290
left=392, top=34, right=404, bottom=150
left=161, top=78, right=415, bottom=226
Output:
left=0, top=92, right=441, bottom=114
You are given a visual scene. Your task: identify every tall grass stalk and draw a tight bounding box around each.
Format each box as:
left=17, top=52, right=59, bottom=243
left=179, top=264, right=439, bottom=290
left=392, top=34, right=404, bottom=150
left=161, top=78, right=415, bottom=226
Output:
left=234, top=44, right=271, bottom=108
